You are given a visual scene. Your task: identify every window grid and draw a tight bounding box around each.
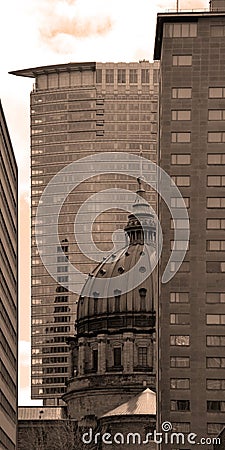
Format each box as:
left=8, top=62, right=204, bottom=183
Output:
left=172, top=110, right=191, bottom=121
left=207, top=154, right=225, bottom=164
left=207, top=240, right=225, bottom=251
left=170, top=378, right=190, bottom=389
left=171, top=219, right=190, bottom=230
left=172, top=88, right=192, bottom=99
left=171, top=132, right=191, bottom=143
left=141, top=69, right=149, bottom=84
left=171, top=154, right=191, bottom=165
left=207, top=380, right=225, bottom=390
left=207, top=357, right=225, bottom=368
left=166, top=23, right=197, bottom=38
left=170, top=356, right=190, bottom=368
left=207, top=175, right=225, bottom=186
left=170, top=335, right=190, bottom=346
left=138, top=347, right=148, bottom=366
left=172, top=176, right=190, bottom=187
left=172, top=55, right=192, bottom=66
left=206, top=314, right=225, bottom=325
left=207, top=197, right=225, bottom=208
left=207, top=335, right=225, bottom=346
left=208, top=110, right=225, bottom=121
left=117, top=69, right=126, bottom=84
left=105, top=69, right=114, bottom=84
left=170, top=292, right=189, bottom=303
left=209, top=87, right=225, bottom=98
left=208, top=132, right=225, bottom=143
left=211, top=25, right=225, bottom=36
left=206, top=292, right=225, bottom=304
left=171, top=400, right=190, bottom=411
left=171, top=197, right=190, bottom=208
left=129, top=69, right=138, bottom=84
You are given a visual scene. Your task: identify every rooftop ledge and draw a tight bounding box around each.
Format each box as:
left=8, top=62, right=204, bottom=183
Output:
left=154, top=9, right=225, bottom=60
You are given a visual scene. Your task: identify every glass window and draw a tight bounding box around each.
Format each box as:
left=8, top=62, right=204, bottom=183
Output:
left=171, top=219, right=190, bottom=229
left=207, top=380, right=225, bottom=390
left=170, top=292, right=189, bottom=303
left=172, top=176, right=190, bottom=186
left=206, top=261, right=225, bottom=272
left=171, top=132, right=191, bottom=143
left=206, top=314, right=225, bottom=325
left=170, top=314, right=190, bottom=325
left=166, top=22, right=197, bottom=37
left=170, top=240, right=189, bottom=251
left=170, top=356, right=190, bottom=367
left=207, top=401, right=221, bottom=411
left=207, top=175, right=225, bottom=186
left=139, top=288, right=147, bottom=312
left=117, top=69, right=126, bottom=84
left=171, top=400, right=190, bottom=411
left=172, top=110, right=191, bottom=121
left=171, top=154, right=191, bottom=165
left=170, top=197, right=190, bottom=208
left=170, top=261, right=190, bottom=273
left=153, top=69, right=159, bottom=84
left=141, top=69, right=149, bottom=84
left=96, top=69, right=102, bottom=83
left=138, top=347, right=148, bottom=366
left=208, top=110, right=225, bottom=121
left=206, top=292, right=225, bottom=303
left=208, top=132, right=225, bottom=143
left=114, top=347, right=122, bottom=367
left=106, top=69, right=114, bottom=84
left=170, top=378, right=190, bottom=389
left=211, top=25, right=225, bottom=36
left=207, top=335, right=225, bottom=346
left=209, top=87, right=225, bottom=98
left=207, top=219, right=225, bottom=229
left=207, top=240, right=225, bottom=251
left=207, top=154, right=225, bottom=164
left=207, top=423, right=225, bottom=436
left=92, top=349, right=98, bottom=371
left=173, top=422, right=190, bottom=433
left=172, top=55, right=192, bottom=66
left=129, top=69, right=138, bottom=83
left=207, top=357, right=225, bottom=368
left=207, top=197, right=225, bottom=208
left=170, top=335, right=190, bottom=346
left=172, top=88, right=192, bottom=99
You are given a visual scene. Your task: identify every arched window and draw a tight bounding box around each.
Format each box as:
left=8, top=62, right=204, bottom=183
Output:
left=114, top=289, right=121, bottom=313
left=92, top=349, right=98, bottom=372
left=114, top=347, right=122, bottom=367
left=139, top=288, right=147, bottom=311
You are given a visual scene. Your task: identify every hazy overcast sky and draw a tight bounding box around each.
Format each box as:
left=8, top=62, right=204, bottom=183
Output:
left=1, top=0, right=208, bottom=405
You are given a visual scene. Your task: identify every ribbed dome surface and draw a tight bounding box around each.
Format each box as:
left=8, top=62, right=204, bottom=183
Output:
left=76, top=182, right=157, bottom=336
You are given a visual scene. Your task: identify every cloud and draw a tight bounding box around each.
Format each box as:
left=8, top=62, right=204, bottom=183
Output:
left=37, top=0, right=113, bottom=52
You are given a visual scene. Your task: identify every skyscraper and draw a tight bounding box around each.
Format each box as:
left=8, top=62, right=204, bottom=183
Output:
left=154, top=1, right=225, bottom=446
left=0, top=101, right=18, bottom=450
left=10, top=61, right=159, bottom=405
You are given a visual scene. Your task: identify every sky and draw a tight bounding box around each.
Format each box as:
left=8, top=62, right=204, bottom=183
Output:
left=1, top=0, right=208, bottom=406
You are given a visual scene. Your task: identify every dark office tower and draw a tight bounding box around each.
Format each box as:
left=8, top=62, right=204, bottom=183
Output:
left=0, top=102, right=18, bottom=449
left=10, top=61, right=159, bottom=405
left=154, top=3, right=225, bottom=448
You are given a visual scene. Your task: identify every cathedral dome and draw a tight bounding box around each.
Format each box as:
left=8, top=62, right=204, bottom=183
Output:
left=76, top=179, right=157, bottom=337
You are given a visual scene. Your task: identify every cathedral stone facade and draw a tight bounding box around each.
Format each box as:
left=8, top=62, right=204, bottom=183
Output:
left=63, top=181, right=157, bottom=448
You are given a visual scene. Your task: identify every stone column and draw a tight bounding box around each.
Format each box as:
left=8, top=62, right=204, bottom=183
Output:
left=98, top=334, right=106, bottom=374
left=123, top=332, right=134, bottom=372
left=78, top=337, right=86, bottom=375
